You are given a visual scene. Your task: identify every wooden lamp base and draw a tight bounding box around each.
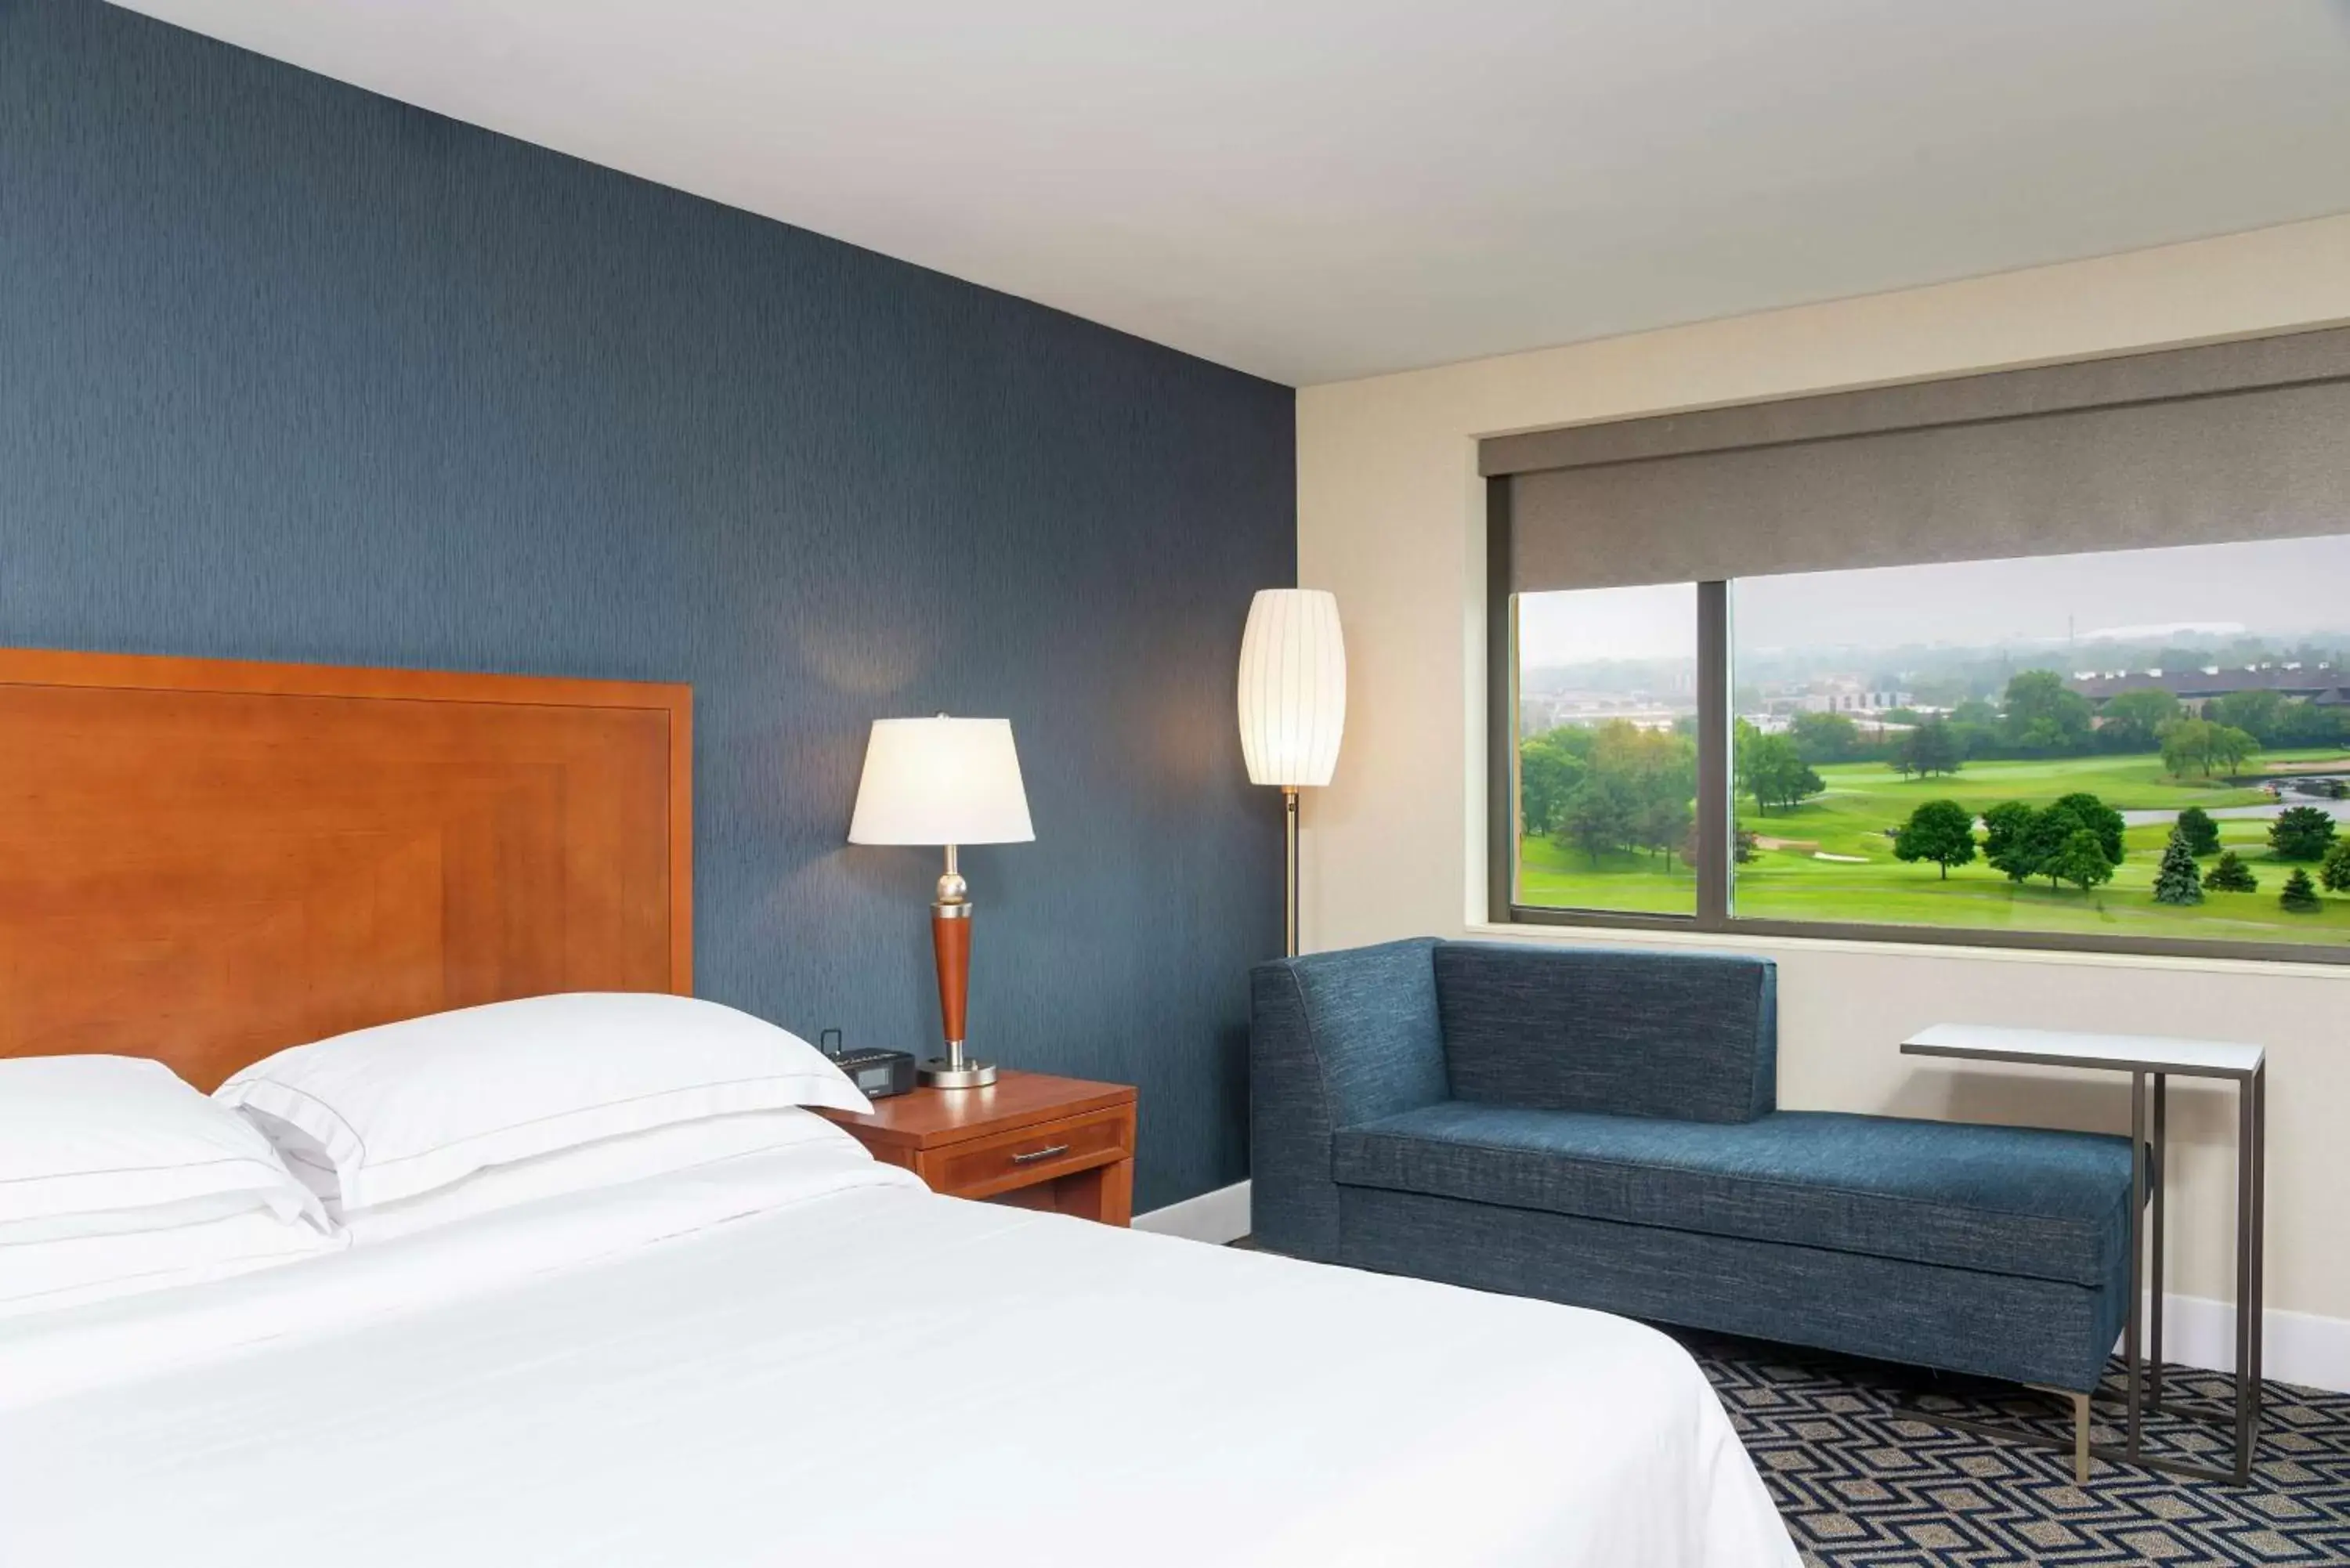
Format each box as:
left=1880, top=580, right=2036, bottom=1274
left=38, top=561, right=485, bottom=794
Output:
left=921, top=882, right=992, bottom=1088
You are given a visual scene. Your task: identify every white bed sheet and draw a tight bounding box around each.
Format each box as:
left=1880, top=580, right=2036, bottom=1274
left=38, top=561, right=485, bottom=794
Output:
left=0, top=1143, right=1797, bottom=1567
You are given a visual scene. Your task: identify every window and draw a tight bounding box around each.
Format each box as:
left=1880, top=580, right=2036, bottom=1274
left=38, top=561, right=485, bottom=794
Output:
left=1488, top=323, right=2350, bottom=961
left=1502, top=535, right=2350, bottom=958
left=1727, top=537, right=2350, bottom=948
left=1513, top=583, right=1699, bottom=916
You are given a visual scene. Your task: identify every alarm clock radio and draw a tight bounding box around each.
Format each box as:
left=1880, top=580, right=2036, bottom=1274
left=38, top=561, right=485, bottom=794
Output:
left=819, top=1029, right=917, bottom=1100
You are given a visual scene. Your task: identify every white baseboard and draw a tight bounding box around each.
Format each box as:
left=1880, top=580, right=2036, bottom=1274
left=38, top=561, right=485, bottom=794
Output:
left=2134, top=1292, right=2350, bottom=1396
left=1132, top=1180, right=1251, bottom=1244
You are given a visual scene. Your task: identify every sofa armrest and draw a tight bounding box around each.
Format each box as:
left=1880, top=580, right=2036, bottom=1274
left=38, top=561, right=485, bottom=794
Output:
left=1249, top=938, right=1449, bottom=1260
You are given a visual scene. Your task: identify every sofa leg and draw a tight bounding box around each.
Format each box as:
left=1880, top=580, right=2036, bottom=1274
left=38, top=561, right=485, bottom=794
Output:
left=2069, top=1389, right=2092, bottom=1485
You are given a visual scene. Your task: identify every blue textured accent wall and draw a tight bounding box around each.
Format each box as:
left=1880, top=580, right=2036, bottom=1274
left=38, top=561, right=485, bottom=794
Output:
left=0, top=0, right=1293, bottom=1210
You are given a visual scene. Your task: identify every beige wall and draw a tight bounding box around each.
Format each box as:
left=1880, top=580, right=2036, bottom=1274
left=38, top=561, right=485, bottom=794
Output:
left=1295, top=214, right=2350, bottom=1345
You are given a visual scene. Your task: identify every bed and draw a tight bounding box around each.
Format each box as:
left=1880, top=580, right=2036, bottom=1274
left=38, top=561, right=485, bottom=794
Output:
left=0, top=649, right=1796, bottom=1567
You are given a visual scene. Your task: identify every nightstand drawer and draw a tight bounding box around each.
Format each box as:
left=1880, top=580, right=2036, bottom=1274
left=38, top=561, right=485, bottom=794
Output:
left=938, top=1107, right=1133, bottom=1198
left=815, top=1071, right=1137, bottom=1224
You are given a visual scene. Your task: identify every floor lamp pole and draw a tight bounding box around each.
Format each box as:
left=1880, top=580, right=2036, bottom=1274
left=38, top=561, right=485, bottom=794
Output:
left=1283, top=786, right=1300, bottom=957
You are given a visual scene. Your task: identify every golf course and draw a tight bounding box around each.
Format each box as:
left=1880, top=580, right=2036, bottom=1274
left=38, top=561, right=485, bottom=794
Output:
left=1520, top=748, right=2350, bottom=945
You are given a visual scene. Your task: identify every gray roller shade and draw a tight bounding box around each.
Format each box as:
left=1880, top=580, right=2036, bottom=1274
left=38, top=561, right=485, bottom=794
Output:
left=1488, top=326, right=2350, bottom=592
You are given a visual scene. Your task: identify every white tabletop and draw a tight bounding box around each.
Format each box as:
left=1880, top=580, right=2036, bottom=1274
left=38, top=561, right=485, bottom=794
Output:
left=1902, top=1022, right=2264, bottom=1078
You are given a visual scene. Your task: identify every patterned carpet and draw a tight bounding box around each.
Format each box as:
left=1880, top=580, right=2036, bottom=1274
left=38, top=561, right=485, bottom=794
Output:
left=1679, top=1331, right=2350, bottom=1566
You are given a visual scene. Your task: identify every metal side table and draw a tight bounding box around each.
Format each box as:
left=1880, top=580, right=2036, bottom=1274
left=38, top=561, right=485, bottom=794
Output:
left=1901, top=1023, right=2267, bottom=1485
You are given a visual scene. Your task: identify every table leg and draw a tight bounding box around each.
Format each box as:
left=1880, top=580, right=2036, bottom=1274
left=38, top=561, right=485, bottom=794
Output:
left=2233, top=1064, right=2263, bottom=1482
left=2254, top=1065, right=2266, bottom=1436
left=2128, top=1069, right=2145, bottom=1461
left=2151, top=1072, right=2166, bottom=1410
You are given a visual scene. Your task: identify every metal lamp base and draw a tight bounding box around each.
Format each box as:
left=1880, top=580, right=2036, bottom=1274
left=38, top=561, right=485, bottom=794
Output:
left=918, top=1057, right=996, bottom=1089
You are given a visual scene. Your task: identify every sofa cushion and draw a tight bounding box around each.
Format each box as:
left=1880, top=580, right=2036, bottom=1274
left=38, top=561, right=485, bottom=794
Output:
left=1331, top=1101, right=2135, bottom=1287
left=1434, top=943, right=1775, bottom=1123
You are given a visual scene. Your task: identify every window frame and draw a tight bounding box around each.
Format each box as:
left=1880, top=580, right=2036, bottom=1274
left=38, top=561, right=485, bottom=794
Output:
left=1484, top=479, right=2350, bottom=966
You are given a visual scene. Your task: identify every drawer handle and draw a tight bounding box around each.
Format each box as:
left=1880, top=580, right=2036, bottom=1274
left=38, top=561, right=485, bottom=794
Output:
left=1010, top=1143, right=1072, bottom=1165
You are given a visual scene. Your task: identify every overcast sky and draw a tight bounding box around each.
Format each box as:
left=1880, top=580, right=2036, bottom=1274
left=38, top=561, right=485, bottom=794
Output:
left=1518, top=532, right=2350, bottom=666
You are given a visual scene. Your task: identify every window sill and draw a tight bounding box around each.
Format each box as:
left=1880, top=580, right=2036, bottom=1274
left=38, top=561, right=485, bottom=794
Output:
left=1466, top=916, right=2350, bottom=982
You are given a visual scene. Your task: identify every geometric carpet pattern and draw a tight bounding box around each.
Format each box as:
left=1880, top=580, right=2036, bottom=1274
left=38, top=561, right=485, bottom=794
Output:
left=1679, top=1331, right=2350, bottom=1567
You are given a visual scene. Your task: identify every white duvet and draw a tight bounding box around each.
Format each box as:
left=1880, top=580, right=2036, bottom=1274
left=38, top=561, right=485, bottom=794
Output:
left=0, top=1141, right=1796, bottom=1567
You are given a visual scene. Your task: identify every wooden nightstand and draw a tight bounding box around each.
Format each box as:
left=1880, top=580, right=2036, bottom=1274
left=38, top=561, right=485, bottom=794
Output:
left=815, top=1070, right=1137, bottom=1226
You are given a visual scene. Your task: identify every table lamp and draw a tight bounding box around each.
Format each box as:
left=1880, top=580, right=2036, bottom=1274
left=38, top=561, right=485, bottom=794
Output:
left=1236, top=588, right=1347, bottom=956
left=848, top=715, right=1034, bottom=1088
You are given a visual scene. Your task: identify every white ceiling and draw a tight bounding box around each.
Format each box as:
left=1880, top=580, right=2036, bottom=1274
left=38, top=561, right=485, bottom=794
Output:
left=114, top=0, right=2350, bottom=385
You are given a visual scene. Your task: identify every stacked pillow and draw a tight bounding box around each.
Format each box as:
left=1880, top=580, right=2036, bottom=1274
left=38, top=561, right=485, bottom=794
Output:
left=0, top=1056, right=340, bottom=1319
left=215, top=992, right=876, bottom=1242
left=217, top=992, right=872, bottom=1215
left=2, top=994, right=876, bottom=1318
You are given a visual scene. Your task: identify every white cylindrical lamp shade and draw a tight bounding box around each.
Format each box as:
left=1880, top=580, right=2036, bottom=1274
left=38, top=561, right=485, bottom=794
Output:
left=847, top=717, right=1035, bottom=845
left=1237, top=588, right=1346, bottom=788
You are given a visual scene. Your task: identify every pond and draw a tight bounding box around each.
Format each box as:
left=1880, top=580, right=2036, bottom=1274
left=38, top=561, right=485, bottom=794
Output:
left=2119, top=775, right=2350, bottom=826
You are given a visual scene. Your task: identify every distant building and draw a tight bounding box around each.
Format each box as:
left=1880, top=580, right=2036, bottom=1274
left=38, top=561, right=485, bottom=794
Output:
left=1760, top=679, right=1913, bottom=717
left=1521, top=692, right=1688, bottom=735
left=2068, top=665, right=2350, bottom=712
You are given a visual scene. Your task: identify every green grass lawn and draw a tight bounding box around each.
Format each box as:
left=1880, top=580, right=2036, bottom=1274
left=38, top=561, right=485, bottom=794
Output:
left=1520, top=748, right=2350, bottom=946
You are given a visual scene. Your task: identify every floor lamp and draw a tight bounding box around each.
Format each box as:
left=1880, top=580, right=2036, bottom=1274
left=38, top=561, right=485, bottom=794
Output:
left=1237, top=589, right=1347, bottom=957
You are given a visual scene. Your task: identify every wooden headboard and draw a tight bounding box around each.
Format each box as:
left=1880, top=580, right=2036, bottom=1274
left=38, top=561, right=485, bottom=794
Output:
left=0, top=649, right=692, bottom=1089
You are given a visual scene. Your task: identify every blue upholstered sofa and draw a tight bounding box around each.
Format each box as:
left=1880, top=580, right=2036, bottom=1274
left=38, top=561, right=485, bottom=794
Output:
left=1250, top=938, right=2137, bottom=1397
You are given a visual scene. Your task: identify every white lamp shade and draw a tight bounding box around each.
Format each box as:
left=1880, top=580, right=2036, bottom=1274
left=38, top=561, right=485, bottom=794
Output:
left=1237, top=588, right=1347, bottom=788
left=847, top=717, right=1035, bottom=846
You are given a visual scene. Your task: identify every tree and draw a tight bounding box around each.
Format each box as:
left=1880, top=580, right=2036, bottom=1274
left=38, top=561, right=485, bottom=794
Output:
left=1731, top=718, right=1762, bottom=804
left=2208, top=724, right=2259, bottom=778
left=1741, top=733, right=1824, bottom=816
left=1788, top=710, right=1863, bottom=764
left=2046, top=828, right=2115, bottom=892
left=2098, top=688, right=2182, bottom=751
left=1893, top=800, right=1976, bottom=880
left=2204, top=851, right=2259, bottom=893
left=2319, top=837, right=2350, bottom=894
left=1550, top=720, right=1695, bottom=866
left=1637, top=794, right=1694, bottom=866
left=2160, top=717, right=2215, bottom=777
left=2280, top=867, right=2323, bottom=913
left=2001, top=670, right=2095, bottom=755
left=1517, top=731, right=1588, bottom=838
left=1889, top=720, right=1962, bottom=780
left=1982, top=800, right=2041, bottom=882
left=2269, top=804, right=2337, bottom=861
left=1945, top=698, right=2001, bottom=760
left=2209, top=688, right=2284, bottom=743
left=2152, top=829, right=2204, bottom=905
left=2018, top=803, right=2088, bottom=888
left=2050, top=793, right=2126, bottom=867
left=1558, top=772, right=1638, bottom=866
left=1910, top=720, right=1962, bottom=778
left=2274, top=699, right=2350, bottom=748
left=1590, top=721, right=1694, bottom=863
left=2175, top=805, right=2222, bottom=858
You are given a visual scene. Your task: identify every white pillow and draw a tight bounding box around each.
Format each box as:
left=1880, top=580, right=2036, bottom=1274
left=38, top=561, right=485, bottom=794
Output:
left=0, top=1056, right=327, bottom=1234
left=0, top=1207, right=343, bottom=1321
left=0, top=1190, right=295, bottom=1248
left=215, top=992, right=873, bottom=1213
left=338, top=1108, right=866, bottom=1245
